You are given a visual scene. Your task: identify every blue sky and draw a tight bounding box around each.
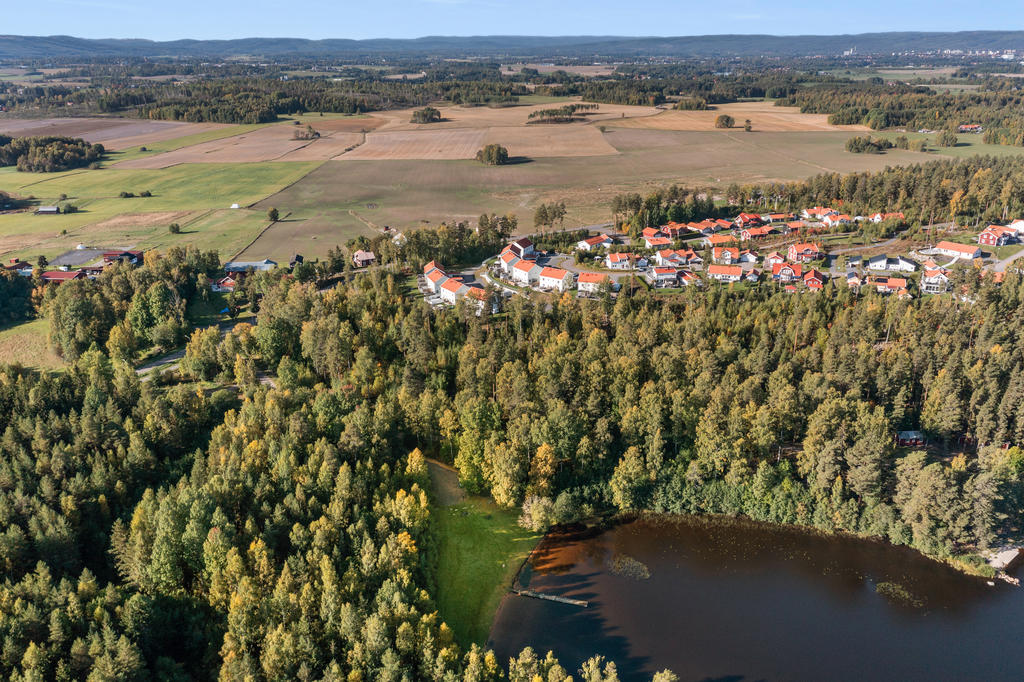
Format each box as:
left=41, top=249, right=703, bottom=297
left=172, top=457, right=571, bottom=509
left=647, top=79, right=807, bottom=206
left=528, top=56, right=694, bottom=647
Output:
left=5, top=0, right=1022, bottom=41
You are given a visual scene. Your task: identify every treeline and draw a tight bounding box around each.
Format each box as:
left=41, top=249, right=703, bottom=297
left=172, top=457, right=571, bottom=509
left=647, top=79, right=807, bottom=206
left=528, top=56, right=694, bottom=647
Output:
left=41, top=246, right=220, bottom=360
left=778, top=85, right=1024, bottom=147
left=0, top=135, right=104, bottom=172
left=527, top=103, right=598, bottom=123
left=612, top=185, right=726, bottom=233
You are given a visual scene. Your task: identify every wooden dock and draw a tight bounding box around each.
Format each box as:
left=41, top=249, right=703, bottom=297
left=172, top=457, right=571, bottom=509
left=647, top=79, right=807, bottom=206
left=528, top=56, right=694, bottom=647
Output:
left=512, top=588, right=588, bottom=607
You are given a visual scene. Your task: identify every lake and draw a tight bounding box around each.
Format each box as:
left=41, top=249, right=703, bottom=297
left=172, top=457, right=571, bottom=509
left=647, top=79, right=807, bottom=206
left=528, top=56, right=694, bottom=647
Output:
left=488, top=516, right=1024, bottom=681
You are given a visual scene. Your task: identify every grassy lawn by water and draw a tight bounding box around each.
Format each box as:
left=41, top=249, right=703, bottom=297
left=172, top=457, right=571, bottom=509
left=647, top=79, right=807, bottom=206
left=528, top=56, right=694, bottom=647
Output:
left=431, top=495, right=539, bottom=648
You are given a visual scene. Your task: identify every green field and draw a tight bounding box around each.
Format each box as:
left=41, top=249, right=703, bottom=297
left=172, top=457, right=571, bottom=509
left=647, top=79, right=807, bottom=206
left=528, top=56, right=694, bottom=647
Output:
left=0, top=162, right=319, bottom=261
left=107, top=123, right=268, bottom=164
left=432, top=498, right=539, bottom=647
left=0, top=318, right=61, bottom=369
left=876, top=131, right=1024, bottom=159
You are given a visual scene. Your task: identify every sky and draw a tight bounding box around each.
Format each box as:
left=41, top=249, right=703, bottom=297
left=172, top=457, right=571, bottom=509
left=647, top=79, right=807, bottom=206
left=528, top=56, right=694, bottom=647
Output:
left=4, top=0, right=1022, bottom=41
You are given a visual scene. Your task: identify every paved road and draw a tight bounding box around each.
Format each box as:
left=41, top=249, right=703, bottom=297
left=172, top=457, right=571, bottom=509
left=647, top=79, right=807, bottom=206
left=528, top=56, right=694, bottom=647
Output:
left=136, top=318, right=248, bottom=377
left=990, top=248, right=1024, bottom=272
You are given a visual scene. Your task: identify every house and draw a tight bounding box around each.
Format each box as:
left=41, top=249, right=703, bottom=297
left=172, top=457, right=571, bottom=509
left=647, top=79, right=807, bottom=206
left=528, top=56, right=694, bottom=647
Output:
left=786, top=221, right=806, bottom=232
left=102, top=250, right=144, bottom=265
left=80, top=265, right=105, bottom=279
left=763, top=251, right=785, bottom=267
left=896, top=430, right=926, bottom=447
left=869, top=276, right=909, bottom=295
left=801, top=206, right=836, bottom=220
left=577, top=272, right=610, bottom=296
left=934, top=241, right=981, bottom=260
left=745, top=268, right=761, bottom=283
left=41, top=270, right=84, bottom=283
left=867, top=255, right=918, bottom=272
left=762, top=213, right=795, bottom=223
left=352, top=249, right=376, bottom=268
left=958, top=124, right=983, bottom=134
left=656, top=248, right=700, bottom=267
left=225, top=259, right=277, bottom=273
left=822, top=213, right=852, bottom=228
left=740, top=225, right=776, bottom=241
left=661, top=222, right=687, bottom=238
left=212, top=275, right=237, bottom=292
left=509, top=237, right=536, bottom=259
left=921, top=268, right=950, bottom=294
left=498, top=248, right=520, bottom=273
left=787, top=242, right=823, bottom=263
left=511, top=259, right=542, bottom=285
left=734, top=212, right=762, bottom=227
left=644, top=236, right=672, bottom=249
left=439, top=278, right=469, bottom=304
left=424, top=260, right=442, bottom=276
left=803, top=269, right=827, bottom=290
left=686, top=220, right=718, bottom=236
left=712, top=247, right=741, bottom=264
left=35, top=206, right=60, bottom=215
left=606, top=252, right=637, bottom=270
left=846, top=272, right=864, bottom=290
left=426, top=267, right=449, bottom=293
left=577, top=234, right=613, bottom=251
left=5, top=259, right=33, bottom=276
left=978, top=225, right=1017, bottom=247
left=714, top=219, right=733, bottom=231
left=869, top=212, right=906, bottom=223
left=1008, top=219, right=1024, bottom=236
left=641, top=227, right=665, bottom=240
left=538, top=266, right=573, bottom=292
left=678, top=270, right=701, bottom=286
left=704, top=233, right=738, bottom=248
left=646, top=267, right=679, bottom=287
left=772, top=262, right=803, bottom=282
left=707, top=264, right=743, bottom=283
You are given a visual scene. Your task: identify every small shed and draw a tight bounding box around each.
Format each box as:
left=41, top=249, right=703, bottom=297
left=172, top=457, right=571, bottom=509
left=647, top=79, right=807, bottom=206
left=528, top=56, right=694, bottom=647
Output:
left=36, top=206, right=60, bottom=215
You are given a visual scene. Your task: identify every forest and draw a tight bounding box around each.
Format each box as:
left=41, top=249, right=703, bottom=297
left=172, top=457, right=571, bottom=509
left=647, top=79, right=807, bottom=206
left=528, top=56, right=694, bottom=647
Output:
left=0, top=135, right=104, bottom=172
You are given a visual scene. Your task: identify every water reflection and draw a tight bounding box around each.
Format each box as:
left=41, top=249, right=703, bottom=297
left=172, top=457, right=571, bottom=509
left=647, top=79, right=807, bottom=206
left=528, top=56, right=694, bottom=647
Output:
left=489, top=516, right=1021, bottom=681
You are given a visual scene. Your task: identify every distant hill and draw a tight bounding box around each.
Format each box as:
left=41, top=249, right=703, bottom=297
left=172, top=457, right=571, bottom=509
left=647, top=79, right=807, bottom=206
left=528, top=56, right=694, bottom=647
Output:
left=1, top=32, right=1023, bottom=60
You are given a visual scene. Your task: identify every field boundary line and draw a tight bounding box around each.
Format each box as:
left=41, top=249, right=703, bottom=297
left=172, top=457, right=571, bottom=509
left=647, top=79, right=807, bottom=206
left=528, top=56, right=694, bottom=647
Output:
left=228, top=211, right=291, bottom=262
left=244, top=161, right=325, bottom=210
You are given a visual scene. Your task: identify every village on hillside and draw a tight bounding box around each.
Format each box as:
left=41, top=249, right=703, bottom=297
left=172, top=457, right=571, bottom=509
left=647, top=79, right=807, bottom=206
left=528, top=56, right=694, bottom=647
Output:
left=7, top=206, right=1022, bottom=310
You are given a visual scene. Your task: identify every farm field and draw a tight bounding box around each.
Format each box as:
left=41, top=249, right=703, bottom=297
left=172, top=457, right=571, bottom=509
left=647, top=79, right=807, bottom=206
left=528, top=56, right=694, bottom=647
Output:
left=251, top=128, right=930, bottom=254
left=875, top=131, right=1024, bottom=158
left=0, top=162, right=318, bottom=260
left=0, top=116, right=230, bottom=149
left=0, top=318, right=61, bottom=370
left=606, top=100, right=872, bottom=132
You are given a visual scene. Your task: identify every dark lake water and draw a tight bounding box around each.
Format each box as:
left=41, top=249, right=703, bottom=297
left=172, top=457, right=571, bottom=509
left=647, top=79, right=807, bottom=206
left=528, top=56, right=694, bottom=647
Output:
left=488, top=516, right=1024, bottom=681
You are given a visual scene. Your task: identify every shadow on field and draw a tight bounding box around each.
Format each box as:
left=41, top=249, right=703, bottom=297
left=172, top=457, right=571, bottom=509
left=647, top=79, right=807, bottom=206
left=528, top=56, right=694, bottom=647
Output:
left=505, top=156, right=534, bottom=165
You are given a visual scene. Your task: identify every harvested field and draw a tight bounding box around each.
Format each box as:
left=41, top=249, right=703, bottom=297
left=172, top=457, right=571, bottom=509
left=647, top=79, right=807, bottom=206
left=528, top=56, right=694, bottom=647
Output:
left=311, top=117, right=385, bottom=133
left=277, top=133, right=366, bottom=161
left=368, top=101, right=660, bottom=132
left=342, top=128, right=487, bottom=160
left=482, top=125, right=617, bottom=157
left=607, top=101, right=871, bottom=132
left=0, top=117, right=225, bottom=149
left=502, top=63, right=617, bottom=77
left=115, top=125, right=312, bottom=168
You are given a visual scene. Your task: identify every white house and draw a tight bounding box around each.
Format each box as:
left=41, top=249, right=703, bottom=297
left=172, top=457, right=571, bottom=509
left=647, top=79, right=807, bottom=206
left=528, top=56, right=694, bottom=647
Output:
left=707, top=264, right=743, bottom=282
left=426, top=268, right=449, bottom=293
left=935, top=241, right=981, bottom=260
left=646, top=267, right=678, bottom=287
left=644, top=236, right=672, bottom=249
left=509, top=238, right=536, bottom=259
left=511, top=259, right=542, bottom=285
left=439, top=278, right=468, bottom=304
left=607, top=253, right=646, bottom=270
left=538, top=266, right=573, bottom=292
left=577, top=234, right=613, bottom=252
left=499, top=249, right=521, bottom=273
left=867, top=255, right=918, bottom=272
left=922, top=268, right=950, bottom=294
left=577, top=272, right=610, bottom=296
